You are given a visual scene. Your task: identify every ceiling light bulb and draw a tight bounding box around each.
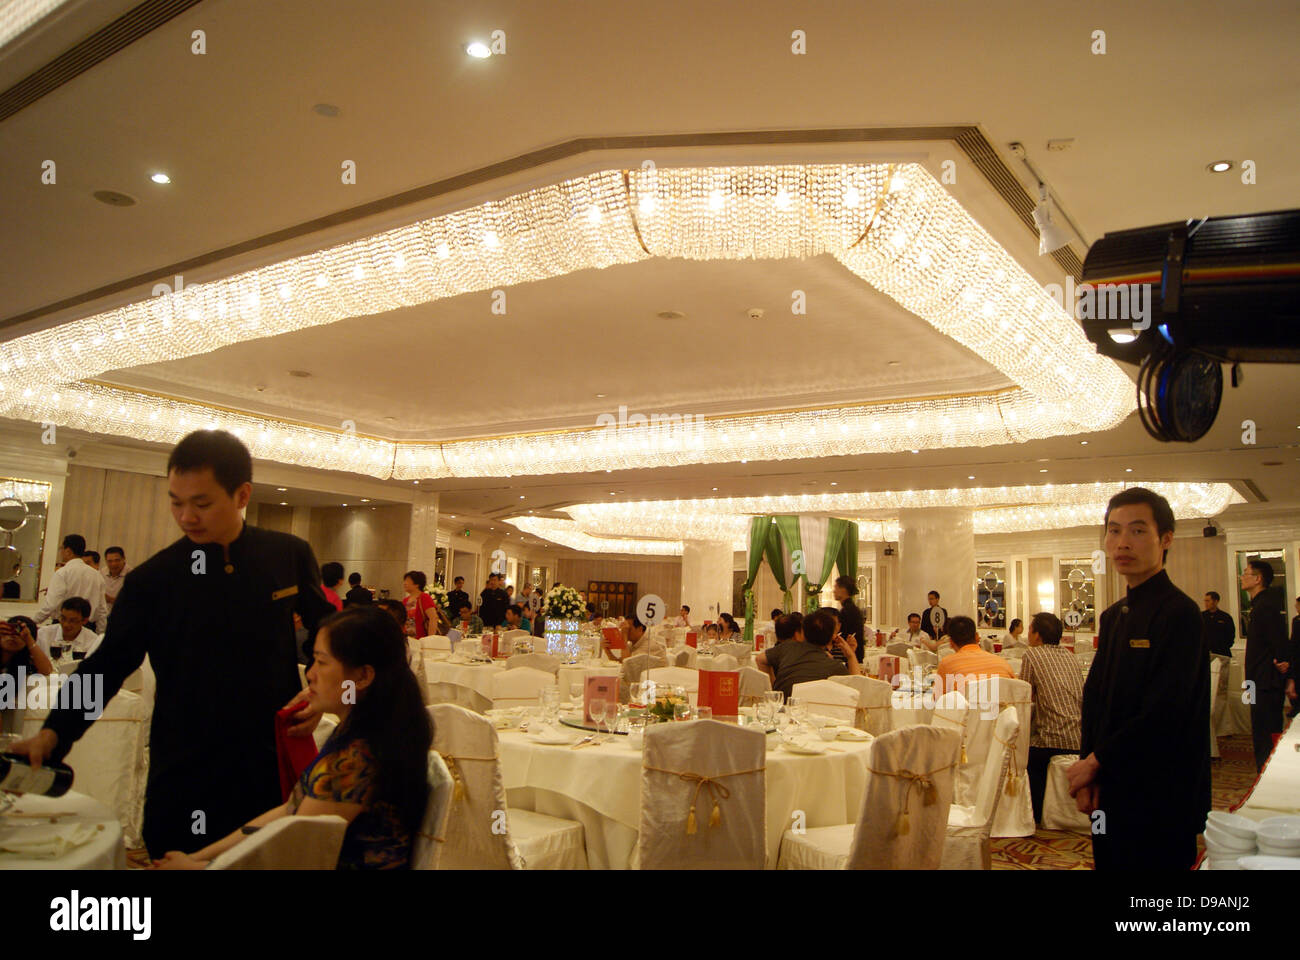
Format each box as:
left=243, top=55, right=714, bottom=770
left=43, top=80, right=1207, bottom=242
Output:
left=150, top=173, right=171, bottom=184
left=708, top=190, right=725, bottom=211
left=466, top=41, right=491, bottom=58
left=1207, top=161, right=1232, bottom=173
left=843, top=186, right=861, bottom=208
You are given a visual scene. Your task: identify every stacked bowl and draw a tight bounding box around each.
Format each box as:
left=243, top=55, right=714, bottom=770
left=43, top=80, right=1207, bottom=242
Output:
left=1203, top=812, right=1257, bottom=869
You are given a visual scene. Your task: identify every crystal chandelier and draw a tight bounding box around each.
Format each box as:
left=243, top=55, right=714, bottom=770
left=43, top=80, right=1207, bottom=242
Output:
left=507, top=481, right=1242, bottom=554
left=2, top=162, right=1134, bottom=478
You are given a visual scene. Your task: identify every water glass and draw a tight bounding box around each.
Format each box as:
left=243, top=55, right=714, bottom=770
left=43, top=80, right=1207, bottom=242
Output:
left=570, top=682, right=584, bottom=704
left=589, top=698, right=607, bottom=738
left=762, top=690, right=784, bottom=713
left=696, top=706, right=713, bottom=721
left=627, top=715, right=647, bottom=748
left=672, top=701, right=691, bottom=722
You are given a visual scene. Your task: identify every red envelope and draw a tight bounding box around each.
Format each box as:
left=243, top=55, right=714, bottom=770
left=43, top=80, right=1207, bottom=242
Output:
left=275, top=701, right=321, bottom=801
left=698, top=670, right=740, bottom=717
left=685, top=632, right=698, bottom=648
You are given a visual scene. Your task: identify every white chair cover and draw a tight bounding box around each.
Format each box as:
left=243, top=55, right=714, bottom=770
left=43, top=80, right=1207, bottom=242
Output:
left=120, top=654, right=156, bottom=704
left=831, top=674, right=894, bottom=735
left=426, top=675, right=493, bottom=714
left=791, top=678, right=859, bottom=726
left=639, top=720, right=766, bottom=869
left=738, top=666, right=772, bottom=705
left=1041, top=753, right=1091, bottom=831
left=887, top=641, right=913, bottom=657
left=932, top=687, right=997, bottom=809
left=705, top=654, right=739, bottom=671
left=420, top=634, right=452, bottom=652
left=940, top=706, right=1019, bottom=869
left=647, top=666, right=699, bottom=693
left=716, top=642, right=751, bottom=663
left=673, top=648, right=698, bottom=668
left=207, top=815, right=348, bottom=870
left=622, top=653, right=667, bottom=686
left=506, top=653, right=561, bottom=674
left=429, top=704, right=586, bottom=869
left=983, top=677, right=1035, bottom=838
left=1209, top=655, right=1225, bottom=759
left=21, top=682, right=150, bottom=849
left=490, top=667, right=556, bottom=709
left=776, top=725, right=960, bottom=870
left=412, top=751, right=454, bottom=869
left=907, top=648, right=939, bottom=671
left=502, top=629, right=531, bottom=640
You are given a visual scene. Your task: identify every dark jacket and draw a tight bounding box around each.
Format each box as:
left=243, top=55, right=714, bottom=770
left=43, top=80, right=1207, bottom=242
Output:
left=42, top=523, right=335, bottom=856
left=1201, top=608, right=1235, bottom=658
left=1245, top=585, right=1290, bottom=692
left=446, top=589, right=470, bottom=619
left=1080, top=569, right=1209, bottom=835
left=838, top=600, right=866, bottom=661
left=919, top=605, right=948, bottom=640
left=479, top=587, right=509, bottom=627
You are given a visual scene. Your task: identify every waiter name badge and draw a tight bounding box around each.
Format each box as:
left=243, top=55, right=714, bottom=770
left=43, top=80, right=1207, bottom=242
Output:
left=271, top=585, right=299, bottom=601
left=1129, top=638, right=1150, bottom=648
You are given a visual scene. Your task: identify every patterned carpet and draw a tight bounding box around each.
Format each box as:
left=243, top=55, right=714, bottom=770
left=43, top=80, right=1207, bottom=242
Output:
left=991, top=732, right=1268, bottom=869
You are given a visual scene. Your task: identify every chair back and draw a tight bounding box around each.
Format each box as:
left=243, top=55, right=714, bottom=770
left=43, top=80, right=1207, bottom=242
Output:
left=639, top=720, right=766, bottom=869
left=716, top=642, right=750, bottom=663
left=208, top=815, right=348, bottom=869
left=846, top=725, right=960, bottom=869
left=886, top=641, right=912, bottom=657
left=490, top=666, right=556, bottom=708
left=907, top=648, right=939, bottom=671
left=978, top=676, right=1033, bottom=837
left=673, top=647, right=698, bottom=668
left=623, top=653, right=667, bottom=685
left=421, top=634, right=453, bottom=652
left=737, top=666, right=772, bottom=705
left=21, top=681, right=150, bottom=849
left=428, top=704, right=524, bottom=868
left=831, top=674, right=894, bottom=734
left=647, top=666, right=699, bottom=692
left=507, top=652, right=561, bottom=673
left=791, top=678, right=859, bottom=726
left=971, top=707, right=1020, bottom=827
left=412, top=751, right=455, bottom=869
left=706, top=654, right=740, bottom=671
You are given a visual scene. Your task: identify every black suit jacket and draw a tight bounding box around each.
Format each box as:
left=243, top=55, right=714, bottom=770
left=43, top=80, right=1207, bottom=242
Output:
left=1245, top=586, right=1290, bottom=692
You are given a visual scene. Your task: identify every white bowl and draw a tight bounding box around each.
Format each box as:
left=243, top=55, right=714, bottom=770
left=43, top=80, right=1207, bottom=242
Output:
left=1204, top=824, right=1256, bottom=852
left=1206, top=811, right=1259, bottom=841
left=1206, top=857, right=1242, bottom=871
left=1257, top=820, right=1300, bottom=847
left=1238, top=855, right=1300, bottom=870
left=1256, top=842, right=1300, bottom=858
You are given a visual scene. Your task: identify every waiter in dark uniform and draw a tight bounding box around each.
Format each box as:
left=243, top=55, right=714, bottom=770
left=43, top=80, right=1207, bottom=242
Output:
left=1240, top=559, right=1291, bottom=771
left=1201, top=591, right=1235, bottom=658
left=1068, top=487, right=1208, bottom=870
left=13, top=430, right=336, bottom=857
left=833, top=575, right=867, bottom=661
left=919, top=590, right=948, bottom=650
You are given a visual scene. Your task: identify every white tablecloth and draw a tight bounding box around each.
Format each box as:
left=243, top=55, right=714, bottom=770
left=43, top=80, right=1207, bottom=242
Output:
left=423, top=658, right=505, bottom=701
left=0, top=791, right=126, bottom=870
left=1235, top=716, right=1300, bottom=821
left=1216, top=655, right=1251, bottom=737
left=498, top=725, right=873, bottom=868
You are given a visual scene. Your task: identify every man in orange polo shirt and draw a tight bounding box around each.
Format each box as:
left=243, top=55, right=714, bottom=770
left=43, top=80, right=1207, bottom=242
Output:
left=934, top=615, right=1014, bottom=696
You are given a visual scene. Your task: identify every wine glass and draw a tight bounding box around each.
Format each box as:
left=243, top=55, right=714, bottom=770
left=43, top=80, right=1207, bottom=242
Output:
left=787, top=697, right=808, bottom=732
left=570, top=681, right=584, bottom=705
left=589, top=698, right=607, bottom=740
left=540, top=687, right=561, bottom=726
left=672, top=701, right=691, bottom=722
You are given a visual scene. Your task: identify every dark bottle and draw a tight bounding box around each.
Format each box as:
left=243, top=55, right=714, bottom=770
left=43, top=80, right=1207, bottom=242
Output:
left=0, top=753, right=74, bottom=797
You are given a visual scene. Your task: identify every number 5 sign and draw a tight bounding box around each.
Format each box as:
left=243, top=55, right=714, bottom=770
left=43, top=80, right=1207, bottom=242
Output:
left=637, top=594, right=665, bottom=626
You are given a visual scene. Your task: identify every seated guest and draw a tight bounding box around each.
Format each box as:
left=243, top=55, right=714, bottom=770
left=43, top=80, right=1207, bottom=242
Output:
left=755, top=613, right=802, bottom=685
left=84, top=550, right=101, bottom=571
left=703, top=623, right=722, bottom=642
left=617, top=614, right=666, bottom=674
left=770, top=608, right=784, bottom=621
left=587, top=602, right=600, bottom=623
left=933, top=615, right=1014, bottom=696
left=450, top=602, right=484, bottom=635
left=718, top=613, right=742, bottom=641
left=503, top=603, right=531, bottom=633
left=35, top=597, right=102, bottom=660
left=155, top=606, right=432, bottom=870
left=343, top=572, right=373, bottom=607
left=674, top=605, right=692, bottom=627
left=891, top=613, right=927, bottom=647
left=818, top=606, right=848, bottom=664
left=1019, top=612, right=1083, bottom=823
left=758, top=608, right=861, bottom=699
left=321, top=562, right=345, bottom=612
left=1003, top=618, right=1026, bottom=648
left=2, top=617, right=52, bottom=733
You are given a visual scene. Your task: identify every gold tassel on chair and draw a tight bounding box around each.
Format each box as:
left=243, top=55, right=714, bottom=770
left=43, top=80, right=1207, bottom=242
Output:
left=1006, top=774, right=1018, bottom=796
left=898, top=810, right=910, bottom=836
left=710, top=801, right=721, bottom=828
left=960, top=743, right=967, bottom=764
left=923, top=781, right=938, bottom=806
left=686, top=805, right=698, bottom=835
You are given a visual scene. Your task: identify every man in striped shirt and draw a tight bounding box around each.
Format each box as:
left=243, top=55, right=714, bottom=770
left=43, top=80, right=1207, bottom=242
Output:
left=1019, top=611, right=1084, bottom=823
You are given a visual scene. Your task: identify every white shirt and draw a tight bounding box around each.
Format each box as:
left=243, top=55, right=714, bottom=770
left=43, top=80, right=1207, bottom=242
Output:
left=102, top=564, right=130, bottom=603
left=673, top=615, right=691, bottom=627
left=34, top=557, right=108, bottom=626
left=36, top=623, right=102, bottom=658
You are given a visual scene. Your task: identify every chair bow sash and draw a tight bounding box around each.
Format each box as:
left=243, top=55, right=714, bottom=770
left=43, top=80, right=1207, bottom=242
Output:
left=643, top=765, right=766, bottom=835
left=443, top=753, right=498, bottom=803
left=865, top=761, right=956, bottom=837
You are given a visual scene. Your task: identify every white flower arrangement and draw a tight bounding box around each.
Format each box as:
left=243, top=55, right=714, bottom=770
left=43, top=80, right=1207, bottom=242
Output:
left=544, top=584, right=585, bottom=621
left=424, top=581, right=450, bottom=614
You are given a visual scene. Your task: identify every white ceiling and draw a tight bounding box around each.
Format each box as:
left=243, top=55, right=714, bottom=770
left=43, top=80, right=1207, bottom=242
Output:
left=1, top=0, right=1297, bottom=541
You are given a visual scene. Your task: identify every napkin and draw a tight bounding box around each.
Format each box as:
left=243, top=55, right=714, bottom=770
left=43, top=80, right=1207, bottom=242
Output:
left=275, top=701, right=320, bottom=801
left=0, top=821, right=100, bottom=858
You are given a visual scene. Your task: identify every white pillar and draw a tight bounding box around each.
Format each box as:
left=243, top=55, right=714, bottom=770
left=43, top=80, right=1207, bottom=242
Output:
left=681, top=540, right=733, bottom=623
left=898, top=508, right=976, bottom=623
left=405, top=492, right=440, bottom=577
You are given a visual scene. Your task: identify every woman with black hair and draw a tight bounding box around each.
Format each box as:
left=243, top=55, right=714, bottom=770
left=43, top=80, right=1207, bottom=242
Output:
left=155, top=606, right=433, bottom=869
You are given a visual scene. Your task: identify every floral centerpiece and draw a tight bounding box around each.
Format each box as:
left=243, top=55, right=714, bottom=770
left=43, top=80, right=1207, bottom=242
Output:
left=543, top=584, right=585, bottom=621
left=648, top=689, right=689, bottom=723
left=424, top=581, right=450, bottom=615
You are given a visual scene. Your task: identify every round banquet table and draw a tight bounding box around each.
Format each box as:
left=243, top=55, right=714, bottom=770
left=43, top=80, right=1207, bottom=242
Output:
left=498, top=724, right=874, bottom=869
left=423, top=657, right=505, bottom=702
left=0, top=791, right=126, bottom=870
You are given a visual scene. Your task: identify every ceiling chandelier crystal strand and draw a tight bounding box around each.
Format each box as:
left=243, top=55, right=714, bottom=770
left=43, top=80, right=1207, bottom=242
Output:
left=1, top=163, right=1134, bottom=477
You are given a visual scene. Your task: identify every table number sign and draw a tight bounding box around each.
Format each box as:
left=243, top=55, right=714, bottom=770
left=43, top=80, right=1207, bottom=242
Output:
left=584, top=674, right=619, bottom=723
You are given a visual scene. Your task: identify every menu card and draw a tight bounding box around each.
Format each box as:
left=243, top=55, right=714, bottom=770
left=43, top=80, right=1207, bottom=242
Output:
left=584, top=674, right=620, bottom=723
left=878, top=655, right=902, bottom=685
left=697, top=670, right=739, bottom=717
left=685, top=632, right=698, bottom=648
left=602, top=627, right=625, bottom=659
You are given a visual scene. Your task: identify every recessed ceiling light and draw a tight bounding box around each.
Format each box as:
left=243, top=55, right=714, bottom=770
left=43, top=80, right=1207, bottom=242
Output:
left=609, top=492, right=616, bottom=495
left=656, top=310, right=685, bottom=321
left=288, top=370, right=312, bottom=378
left=279, top=501, right=287, bottom=505
left=1039, top=468, right=1048, bottom=473
left=92, top=190, right=136, bottom=207
left=1107, top=329, right=1138, bottom=344
left=448, top=515, right=455, bottom=519
left=383, top=416, right=396, bottom=422
left=1125, top=467, right=1133, bottom=472
left=1207, top=160, right=1232, bottom=173
left=887, top=360, right=900, bottom=366
left=910, top=449, right=919, bottom=454
left=466, top=41, right=491, bottom=58
left=968, top=475, right=975, bottom=480
left=276, top=487, right=287, bottom=492
left=595, top=393, right=606, bottom=399
left=413, top=480, right=419, bottom=484
left=1080, top=440, right=1088, bottom=445
left=150, top=172, right=170, bottom=184
left=830, top=482, right=838, bottom=486
left=312, top=103, right=340, bottom=117
left=360, top=498, right=370, bottom=502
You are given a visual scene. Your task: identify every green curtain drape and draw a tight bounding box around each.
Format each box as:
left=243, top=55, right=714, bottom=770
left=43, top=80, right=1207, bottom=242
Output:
left=741, top=516, right=857, bottom=639
left=741, top=517, right=771, bottom=646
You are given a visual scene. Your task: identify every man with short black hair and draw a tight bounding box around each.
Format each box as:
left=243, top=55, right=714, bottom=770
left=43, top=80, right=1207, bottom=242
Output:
left=33, top=534, right=107, bottom=630
left=12, top=429, right=336, bottom=859
left=451, top=601, right=484, bottom=635
left=934, top=615, right=1014, bottom=696
left=919, top=590, right=948, bottom=651
left=84, top=551, right=100, bottom=570
left=891, top=613, right=926, bottom=647
left=102, top=546, right=128, bottom=609
left=615, top=612, right=666, bottom=670
left=1020, top=612, right=1082, bottom=823
left=343, top=571, right=372, bottom=606
left=1201, top=591, right=1235, bottom=658
left=319, top=561, right=345, bottom=612
left=479, top=572, right=509, bottom=628
left=504, top=603, right=531, bottom=633
left=759, top=608, right=860, bottom=699
left=1241, top=558, right=1291, bottom=771
left=446, top=577, right=470, bottom=621
left=35, top=597, right=102, bottom=660
left=1070, top=487, right=1208, bottom=870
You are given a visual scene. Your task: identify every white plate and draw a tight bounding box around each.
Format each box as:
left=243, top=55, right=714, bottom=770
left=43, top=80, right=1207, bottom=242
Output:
left=780, top=739, right=828, bottom=755
left=526, top=730, right=578, bottom=746
left=1206, top=811, right=1259, bottom=841
left=1238, top=855, right=1300, bottom=870
left=1204, top=824, right=1256, bottom=851
left=1258, top=818, right=1300, bottom=845
left=837, top=728, right=873, bottom=742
